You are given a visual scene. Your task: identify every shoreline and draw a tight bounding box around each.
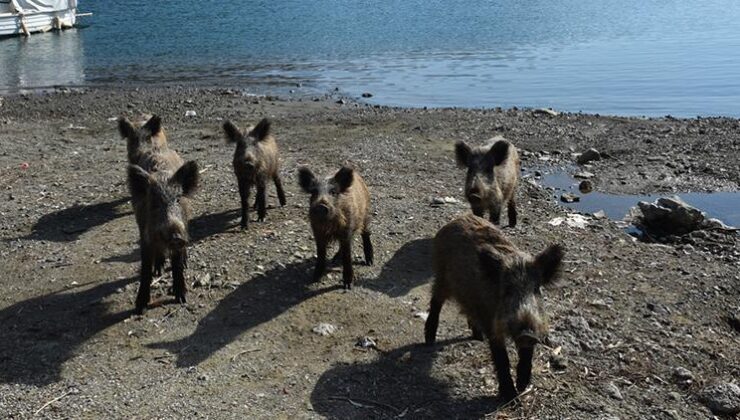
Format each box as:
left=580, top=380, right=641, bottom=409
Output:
left=0, top=86, right=738, bottom=418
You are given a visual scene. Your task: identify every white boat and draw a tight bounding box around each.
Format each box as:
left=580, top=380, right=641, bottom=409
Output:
left=0, top=0, right=79, bottom=37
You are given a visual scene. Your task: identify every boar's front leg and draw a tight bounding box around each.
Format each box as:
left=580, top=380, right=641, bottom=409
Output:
left=467, top=318, right=484, bottom=341
left=312, top=235, right=327, bottom=283
left=238, top=177, right=250, bottom=229
left=516, top=345, right=534, bottom=393
left=489, top=341, right=517, bottom=403
left=135, top=242, right=154, bottom=314
left=489, top=203, right=502, bottom=226
left=361, top=230, right=374, bottom=265
left=424, top=295, right=445, bottom=345
left=153, top=252, right=165, bottom=277
left=339, top=235, right=354, bottom=289
left=507, top=198, right=517, bottom=228
left=171, top=249, right=187, bottom=304
left=256, top=180, right=267, bottom=222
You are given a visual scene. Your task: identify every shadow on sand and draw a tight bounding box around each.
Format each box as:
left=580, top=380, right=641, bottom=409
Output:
left=365, top=238, right=433, bottom=297
left=16, top=197, right=131, bottom=242
left=149, top=260, right=341, bottom=367
left=0, top=277, right=134, bottom=385
left=310, top=339, right=501, bottom=419
left=189, top=208, right=240, bottom=243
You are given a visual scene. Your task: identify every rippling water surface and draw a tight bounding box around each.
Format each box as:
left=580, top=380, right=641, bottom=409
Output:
left=1, top=0, right=740, bottom=116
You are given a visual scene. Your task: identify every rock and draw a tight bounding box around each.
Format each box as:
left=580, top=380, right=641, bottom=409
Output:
left=561, top=193, right=580, bottom=203
left=185, top=110, right=197, bottom=117
left=603, top=382, right=624, bottom=400
left=636, top=196, right=706, bottom=236
left=413, top=311, right=429, bottom=321
left=336, top=99, right=346, bottom=105
left=193, top=273, right=211, bottom=288
left=548, top=214, right=589, bottom=229
left=699, top=382, right=740, bottom=415
left=431, top=196, right=460, bottom=207
left=703, top=218, right=736, bottom=230
left=533, top=108, right=559, bottom=117
left=574, top=171, right=595, bottom=179
left=579, top=180, right=594, bottom=194
left=549, top=353, right=568, bottom=371
left=673, top=367, right=694, bottom=384
left=361, top=92, right=373, bottom=98
left=593, top=210, right=607, bottom=220
left=311, top=323, right=337, bottom=336
left=577, top=148, right=601, bottom=164
left=356, top=336, right=377, bottom=349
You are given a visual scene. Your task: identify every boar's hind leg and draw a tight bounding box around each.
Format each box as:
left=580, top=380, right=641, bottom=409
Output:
left=256, top=181, right=267, bottom=222
left=153, top=252, right=165, bottom=277
left=238, top=178, right=250, bottom=229
left=489, top=204, right=502, bottom=225
left=489, top=341, right=517, bottom=403
left=171, top=249, right=187, bottom=304
left=516, top=346, right=534, bottom=393
left=467, top=319, right=484, bottom=341
left=507, top=197, right=517, bottom=228
left=424, top=294, right=445, bottom=345
left=361, top=230, right=374, bottom=265
left=274, top=175, right=287, bottom=207
left=312, top=237, right=328, bottom=283
left=340, top=236, right=354, bottom=289
left=135, top=243, right=154, bottom=314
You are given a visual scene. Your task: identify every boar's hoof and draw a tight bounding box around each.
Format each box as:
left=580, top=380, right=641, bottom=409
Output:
left=343, top=281, right=352, bottom=290
left=174, top=294, right=187, bottom=304
left=134, top=304, right=147, bottom=316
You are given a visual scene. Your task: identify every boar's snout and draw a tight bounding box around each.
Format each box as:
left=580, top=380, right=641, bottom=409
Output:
left=310, top=200, right=332, bottom=220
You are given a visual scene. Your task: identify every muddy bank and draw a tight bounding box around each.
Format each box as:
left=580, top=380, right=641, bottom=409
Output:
left=0, top=88, right=738, bottom=419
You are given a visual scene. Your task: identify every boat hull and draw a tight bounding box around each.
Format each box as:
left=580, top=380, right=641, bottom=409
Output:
left=0, top=8, right=77, bottom=37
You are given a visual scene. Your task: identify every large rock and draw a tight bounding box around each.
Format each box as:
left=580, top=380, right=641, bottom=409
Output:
left=636, top=196, right=706, bottom=236
left=699, top=382, right=740, bottom=415
left=577, top=148, right=601, bottom=164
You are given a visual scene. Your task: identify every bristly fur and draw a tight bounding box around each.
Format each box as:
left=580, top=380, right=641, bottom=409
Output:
left=425, top=214, right=564, bottom=403
left=297, top=165, right=373, bottom=289
left=221, top=118, right=285, bottom=229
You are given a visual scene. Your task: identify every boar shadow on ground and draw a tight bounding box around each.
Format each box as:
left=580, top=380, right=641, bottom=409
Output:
left=149, top=260, right=341, bottom=367
left=310, top=339, right=498, bottom=419
left=365, top=238, right=433, bottom=297
left=0, top=276, right=134, bottom=385
left=15, top=197, right=131, bottom=242
left=189, top=208, right=241, bottom=242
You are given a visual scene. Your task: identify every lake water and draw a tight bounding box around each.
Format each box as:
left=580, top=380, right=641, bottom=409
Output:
left=2, top=0, right=740, bottom=116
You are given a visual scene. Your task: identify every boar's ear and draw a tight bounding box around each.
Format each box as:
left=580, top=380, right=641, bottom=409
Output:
left=478, top=246, right=506, bottom=279
left=298, top=166, right=317, bottom=193
left=250, top=118, right=271, bottom=141
left=534, top=244, right=564, bottom=286
left=454, top=141, right=472, bottom=168
left=143, top=115, right=162, bottom=136
left=222, top=120, right=243, bottom=143
left=118, top=117, right=137, bottom=139
left=172, top=161, right=200, bottom=197
left=334, top=166, right=354, bottom=192
left=487, top=140, right=510, bottom=166
left=127, top=165, right=152, bottom=197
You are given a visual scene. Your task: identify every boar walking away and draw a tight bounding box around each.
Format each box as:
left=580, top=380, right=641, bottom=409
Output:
left=297, top=165, right=373, bottom=289
left=118, top=116, right=200, bottom=314
left=425, top=214, right=564, bottom=403
left=222, top=118, right=286, bottom=229
left=455, top=139, right=520, bottom=227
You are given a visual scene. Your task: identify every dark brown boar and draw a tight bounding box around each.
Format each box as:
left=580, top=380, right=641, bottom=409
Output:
left=455, top=139, right=520, bottom=227
left=118, top=116, right=200, bottom=314
left=297, top=165, right=373, bottom=289
left=425, top=214, right=564, bottom=403
left=222, top=118, right=286, bottom=229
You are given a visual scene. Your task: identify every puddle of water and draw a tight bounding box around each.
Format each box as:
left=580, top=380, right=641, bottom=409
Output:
left=535, top=169, right=740, bottom=228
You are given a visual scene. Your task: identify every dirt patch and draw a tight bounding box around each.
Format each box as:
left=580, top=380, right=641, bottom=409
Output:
left=0, top=88, right=738, bottom=418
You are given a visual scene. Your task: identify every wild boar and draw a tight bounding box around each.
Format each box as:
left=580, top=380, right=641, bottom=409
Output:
left=222, top=118, right=286, bottom=229
left=425, top=214, right=564, bottom=402
left=297, top=165, right=373, bottom=289
left=118, top=116, right=200, bottom=314
left=455, top=139, right=520, bottom=227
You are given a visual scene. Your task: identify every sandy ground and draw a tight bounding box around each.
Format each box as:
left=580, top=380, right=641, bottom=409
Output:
left=0, top=88, right=738, bottom=419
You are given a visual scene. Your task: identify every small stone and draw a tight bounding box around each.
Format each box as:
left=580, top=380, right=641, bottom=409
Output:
left=356, top=337, right=377, bottom=349
left=336, top=99, right=346, bottom=105
left=311, top=323, right=337, bottom=336
left=604, top=381, right=623, bottom=400
left=593, top=210, right=607, bottom=219
left=532, top=108, right=559, bottom=116
left=549, top=354, right=568, bottom=371
left=579, top=180, right=594, bottom=193
left=193, top=273, right=211, bottom=288
left=413, top=311, right=429, bottom=321
left=574, top=171, right=595, bottom=179
left=185, top=110, right=197, bottom=117
left=577, top=148, right=601, bottom=165
left=699, top=382, right=740, bottom=415
left=590, top=299, right=609, bottom=309
left=561, top=193, right=580, bottom=203
left=673, top=367, right=694, bottom=383
left=361, top=92, right=373, bottom=98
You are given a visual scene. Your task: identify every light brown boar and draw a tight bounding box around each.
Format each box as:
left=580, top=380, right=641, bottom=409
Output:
left=297, top=165, right=373, bottom=289
left=118, top=116, right=200, bottom=314
left=455, top=138, right=520, bottom=227
left=222, top=118, right=286, bottom=229
left=425, top=214, right=564, bottom=403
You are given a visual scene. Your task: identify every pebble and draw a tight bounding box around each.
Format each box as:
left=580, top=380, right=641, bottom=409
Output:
left=672, top=366, right=694, bottom=383
left=193, top=273, right=211, bottom=288
left=311, top=323, right=337, bottom=336
left=356, top=336, right=377, bottom=349
left=361, top=92, right=373, bottom=98
left=699, top=382, right=740, bottom=415
left=577, top=148, right=601, bottom=165
left=579, top=180, right=594, bottom=193
left=603, top=381, right=624, bottom=400
left=574, top=171, right=595, bottom=179
left=185, top=110, right=197, bottom=117
left=549, top=353, right=568, bottom=371
left=561, top=192, right=580, bottom=203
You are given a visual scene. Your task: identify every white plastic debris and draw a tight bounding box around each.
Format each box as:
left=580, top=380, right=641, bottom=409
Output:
left=311, top=323, right=337, bottom=336
left=548, top=214, right=589, bottom=229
